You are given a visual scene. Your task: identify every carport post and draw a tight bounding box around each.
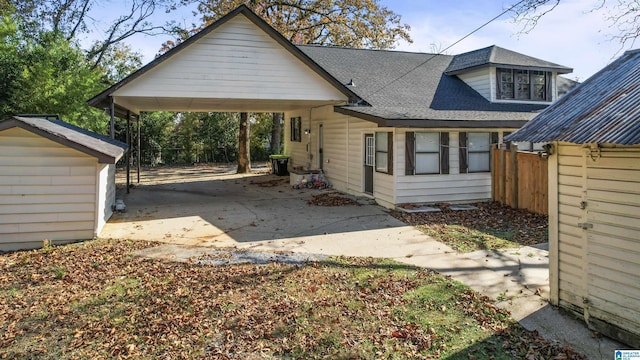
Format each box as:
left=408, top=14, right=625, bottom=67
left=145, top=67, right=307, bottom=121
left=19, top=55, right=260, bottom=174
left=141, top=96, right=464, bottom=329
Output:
left=137, top=114, right=141, bottom=184
left=109, top=96, right=115, bottom=139
left=126, top=111, right=131, bottom=194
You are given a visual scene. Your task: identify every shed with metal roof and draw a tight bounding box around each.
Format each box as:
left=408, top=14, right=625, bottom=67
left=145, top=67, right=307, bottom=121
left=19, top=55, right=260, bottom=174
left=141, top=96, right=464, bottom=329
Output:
left=508, top=49, right=640, bottom=348
left=0, top=116, right=128, bottom=251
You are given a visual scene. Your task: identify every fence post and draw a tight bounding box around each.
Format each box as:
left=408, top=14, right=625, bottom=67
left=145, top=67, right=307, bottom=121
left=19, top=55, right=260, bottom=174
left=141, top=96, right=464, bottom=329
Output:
left=498, top=145, right=506, bottom=204
left=510, top=144, right=519, bottom=209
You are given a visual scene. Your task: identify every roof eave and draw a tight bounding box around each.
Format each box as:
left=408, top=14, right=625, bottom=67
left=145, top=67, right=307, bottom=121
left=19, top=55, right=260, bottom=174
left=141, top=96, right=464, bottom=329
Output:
left=0, top=118, right=127, bottom=164
left=334, top=107, right=528, bottom=128
left=446, top=63, right=573, bottom=76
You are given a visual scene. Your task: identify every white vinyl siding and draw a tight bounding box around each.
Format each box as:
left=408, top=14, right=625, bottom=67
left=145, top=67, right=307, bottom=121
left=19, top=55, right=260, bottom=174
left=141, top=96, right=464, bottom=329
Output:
left=395, top=130, right=502, bottom=204
left=113, top=14, right=346, bottom=112
left=457, top=68, right=491, bottom=101
left=0, top=128, right=99, bottom=251
left=284, top=106, right=395, bottom=207
left=551, top=143, right=640, bottom=346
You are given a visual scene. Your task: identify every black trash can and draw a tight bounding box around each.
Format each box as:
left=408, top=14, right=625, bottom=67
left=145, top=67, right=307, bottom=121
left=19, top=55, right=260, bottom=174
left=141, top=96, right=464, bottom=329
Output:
left=269, top=155, right=289, bottom=176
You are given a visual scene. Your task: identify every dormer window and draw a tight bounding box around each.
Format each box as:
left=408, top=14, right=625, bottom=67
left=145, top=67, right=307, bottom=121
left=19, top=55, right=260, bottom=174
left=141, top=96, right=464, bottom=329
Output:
left=497, top=68, right=551, bottom=101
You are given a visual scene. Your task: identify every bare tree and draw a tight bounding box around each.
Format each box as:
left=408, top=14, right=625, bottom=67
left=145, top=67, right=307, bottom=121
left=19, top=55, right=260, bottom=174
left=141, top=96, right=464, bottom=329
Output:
left=510, top=0, right=640, bottom=49
left=9, top=0, right=175, bottom=69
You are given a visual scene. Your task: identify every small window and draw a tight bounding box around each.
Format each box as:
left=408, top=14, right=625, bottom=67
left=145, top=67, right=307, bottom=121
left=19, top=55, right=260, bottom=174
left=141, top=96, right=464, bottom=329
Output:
left=290, top=116, right=301, bottom=142
left=415, top=132, right=440, bottom=174
left=375, top=132, right=392, bottom=174
left=468, top=133, right=491, bottom=173
left=497, top=68, right=550, bottom=102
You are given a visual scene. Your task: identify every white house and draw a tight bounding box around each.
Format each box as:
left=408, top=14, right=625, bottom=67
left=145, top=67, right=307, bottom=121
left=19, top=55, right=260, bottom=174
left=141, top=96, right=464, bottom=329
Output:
left=0, top=116, right=127, bottom=251
left=88, top=5, right=573, bottom=208
left=508, top=49, right=640, bottom=347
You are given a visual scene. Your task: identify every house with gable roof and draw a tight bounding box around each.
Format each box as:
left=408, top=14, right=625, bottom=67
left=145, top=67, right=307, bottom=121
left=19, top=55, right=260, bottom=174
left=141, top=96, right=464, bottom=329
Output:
left=89, top=5, right=573, bottom=208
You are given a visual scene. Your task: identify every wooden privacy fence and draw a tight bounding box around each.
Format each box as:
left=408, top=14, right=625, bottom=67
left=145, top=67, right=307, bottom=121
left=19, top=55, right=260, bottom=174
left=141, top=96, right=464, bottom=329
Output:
left=492, top=146, right=548, bottom=215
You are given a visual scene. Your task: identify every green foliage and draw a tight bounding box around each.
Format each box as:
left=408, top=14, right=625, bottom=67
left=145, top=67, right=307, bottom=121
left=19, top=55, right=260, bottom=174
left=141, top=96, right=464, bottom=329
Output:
left=0, top=12, right=108, bottom=132
left=250, top=113, right=273, bottom=161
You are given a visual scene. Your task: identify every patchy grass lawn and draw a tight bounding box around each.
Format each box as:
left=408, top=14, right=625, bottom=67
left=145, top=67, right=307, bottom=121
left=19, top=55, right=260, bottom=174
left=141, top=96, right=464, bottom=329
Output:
left=391, top=202, right=549, bottom=253
left=0, top=239, right=582, bottom=359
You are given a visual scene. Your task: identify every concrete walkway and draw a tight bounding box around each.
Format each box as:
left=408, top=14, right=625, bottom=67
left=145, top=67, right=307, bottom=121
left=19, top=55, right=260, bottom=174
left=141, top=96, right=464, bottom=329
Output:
left=104, top=167, right=624, bottom=358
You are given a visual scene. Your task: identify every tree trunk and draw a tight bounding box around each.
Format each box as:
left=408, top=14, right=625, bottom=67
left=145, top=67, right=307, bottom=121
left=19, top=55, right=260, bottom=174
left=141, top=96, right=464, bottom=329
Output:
left=271, top=112, right=283, bottom=154
left=237, top=112, right=251, bottom=173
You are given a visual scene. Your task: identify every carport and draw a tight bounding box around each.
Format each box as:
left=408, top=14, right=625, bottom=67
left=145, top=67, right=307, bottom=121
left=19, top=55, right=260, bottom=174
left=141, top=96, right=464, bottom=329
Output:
left=88, top=5, right=359, bottom=189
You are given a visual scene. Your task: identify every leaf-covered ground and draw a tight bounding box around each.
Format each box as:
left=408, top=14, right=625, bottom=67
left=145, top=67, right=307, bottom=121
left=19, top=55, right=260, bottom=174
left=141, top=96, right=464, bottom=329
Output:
left=391, top=202, right=549, bottom=253
left=0, top=239, right=583, bottom=359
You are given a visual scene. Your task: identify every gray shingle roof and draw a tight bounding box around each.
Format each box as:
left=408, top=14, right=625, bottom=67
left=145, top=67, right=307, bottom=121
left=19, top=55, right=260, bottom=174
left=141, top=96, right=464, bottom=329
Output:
left=0, top=116, right=128, bottom=163
left=445, top=45, right=572, bottom=75
left=506, top=49, right=640, bottom=145
left=299, top=45, right=550, bottom=127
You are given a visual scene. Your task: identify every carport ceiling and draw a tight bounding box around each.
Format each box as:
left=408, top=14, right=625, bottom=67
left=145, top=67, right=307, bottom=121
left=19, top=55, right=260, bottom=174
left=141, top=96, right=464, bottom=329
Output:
left=113, top=97, right=345, bottom=114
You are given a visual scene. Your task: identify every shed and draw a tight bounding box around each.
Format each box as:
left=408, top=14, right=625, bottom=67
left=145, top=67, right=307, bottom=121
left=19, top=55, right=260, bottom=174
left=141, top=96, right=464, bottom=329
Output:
left=0, top=116, right=127, bottom=251
left=507, top=49, right=640, bottom=347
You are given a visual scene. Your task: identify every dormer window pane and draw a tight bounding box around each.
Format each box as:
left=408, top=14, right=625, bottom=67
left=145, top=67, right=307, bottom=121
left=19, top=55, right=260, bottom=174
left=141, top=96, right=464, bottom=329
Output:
left=499, top=70, right=514, bottom=99
left=516, top=70, right=530, bottom=99
left=532, top=71, right=546, bottom=100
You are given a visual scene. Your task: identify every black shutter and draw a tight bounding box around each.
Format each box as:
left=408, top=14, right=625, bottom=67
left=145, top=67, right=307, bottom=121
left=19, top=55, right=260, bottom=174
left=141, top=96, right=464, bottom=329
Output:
left=405, top=132, right=415, bottom=175
left=387, top=132, right=393, bottom=175
left=440, top=132, right=449, bottom=174
left=459, top=132, right=468, bottom=174
left=491, top=132, right=499, bottom=147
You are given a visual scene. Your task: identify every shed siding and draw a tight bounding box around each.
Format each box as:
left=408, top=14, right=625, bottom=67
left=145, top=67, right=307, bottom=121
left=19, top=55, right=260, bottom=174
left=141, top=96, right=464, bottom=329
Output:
left=555, top=143, right=586, bottom=312
left=95, top=163, right=116, bottom=236
left=584, top=145, right=640, bottom=346
left=114, top=15, right=345, bottom=102
left=554, top=143, right=640, bottom=346
left=0, top=128, right=97, bottom=250
left=458, top=68, right=492, bottom=101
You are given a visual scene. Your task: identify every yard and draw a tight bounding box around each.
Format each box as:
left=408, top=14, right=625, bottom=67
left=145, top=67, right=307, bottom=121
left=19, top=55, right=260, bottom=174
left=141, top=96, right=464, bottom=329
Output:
left=0, top=239, right=583, bottom=359
left=391, top=202, right=549, bottom=253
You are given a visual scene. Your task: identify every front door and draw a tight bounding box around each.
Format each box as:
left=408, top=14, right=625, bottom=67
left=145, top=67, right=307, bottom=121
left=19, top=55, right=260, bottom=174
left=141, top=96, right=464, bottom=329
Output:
left=364, top=134, right=374, bottom=194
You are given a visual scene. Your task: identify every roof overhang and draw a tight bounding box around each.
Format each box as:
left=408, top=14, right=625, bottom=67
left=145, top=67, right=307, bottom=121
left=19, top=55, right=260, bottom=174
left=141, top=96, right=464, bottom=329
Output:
left=334, top=106, right=529, bottom=128
left=0, top=117, right=127, bottom=164
left=445, top=63, right=573, bottom=76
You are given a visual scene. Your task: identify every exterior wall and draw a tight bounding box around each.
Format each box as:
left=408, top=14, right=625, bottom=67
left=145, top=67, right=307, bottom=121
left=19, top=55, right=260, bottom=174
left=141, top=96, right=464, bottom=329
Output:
left=95, top=163, right=116, bottom=237
left=284, top=109, right=515, bottom=208
left=395, top=129, right=513, bottom=204
left=551, top=142, right=640, bottom=347
left=0, top=128, right=98, bottom=251
left=284, top=106, right=394, bottom=207
left=458, top=68, right=492, bottom=101
left=114, top=14, right=345, bottom=103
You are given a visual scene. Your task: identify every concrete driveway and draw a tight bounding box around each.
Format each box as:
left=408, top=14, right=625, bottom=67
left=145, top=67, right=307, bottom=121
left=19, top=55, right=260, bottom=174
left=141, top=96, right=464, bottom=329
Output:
left=102, top=164, right=445, bottom=258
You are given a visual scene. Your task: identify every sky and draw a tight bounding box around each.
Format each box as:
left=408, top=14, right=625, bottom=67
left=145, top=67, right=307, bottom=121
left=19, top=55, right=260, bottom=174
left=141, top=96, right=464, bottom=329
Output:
left=84, top=0, right=631, bottom=81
